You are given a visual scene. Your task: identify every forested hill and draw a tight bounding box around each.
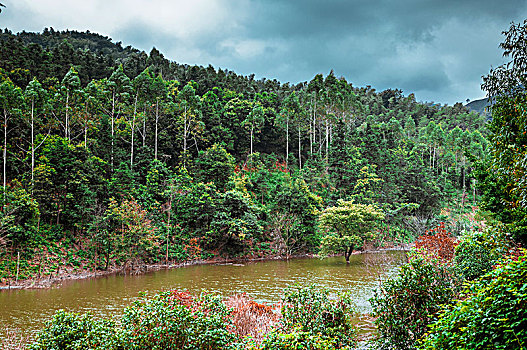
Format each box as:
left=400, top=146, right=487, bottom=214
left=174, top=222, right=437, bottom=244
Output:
left=0, top=28, right=487, bottom=278
left=0, top=28, right=288, bottom=95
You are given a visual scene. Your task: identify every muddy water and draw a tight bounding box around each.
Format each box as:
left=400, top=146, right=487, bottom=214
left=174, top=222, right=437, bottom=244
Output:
left=0, top=251, right=404, bottom=338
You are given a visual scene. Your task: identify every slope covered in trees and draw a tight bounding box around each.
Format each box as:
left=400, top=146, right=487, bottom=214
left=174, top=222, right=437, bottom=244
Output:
left=0, top=29, right=487, bottom=282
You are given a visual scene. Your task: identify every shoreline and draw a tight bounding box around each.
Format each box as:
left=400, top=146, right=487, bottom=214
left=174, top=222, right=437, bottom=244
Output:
left=0, top=245, right=411, bottom=291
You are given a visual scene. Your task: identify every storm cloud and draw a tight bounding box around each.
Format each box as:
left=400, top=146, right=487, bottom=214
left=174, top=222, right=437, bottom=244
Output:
left=1, top=0, right=526, bottom=104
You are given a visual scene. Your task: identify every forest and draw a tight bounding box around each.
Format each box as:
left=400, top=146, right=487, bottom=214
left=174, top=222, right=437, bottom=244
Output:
left=0, top=27, right=490, bottom=278
left=1, top=21, right=526, bottom=350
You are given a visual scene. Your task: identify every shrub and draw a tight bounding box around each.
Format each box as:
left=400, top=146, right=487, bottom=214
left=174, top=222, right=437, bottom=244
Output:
left=454, top=225, right=517, bottom=281
left=415, top=222, right=457, bottom=262
left=120, top=291, right=236, bottom=350
left=370, top=251, right=459, bottom=350
left=29, top=310, right=120, bottom=350
left=277, top=284, right=356, bottom=349
left=253, top=327, right=346, bottom=350
left=418, top=250, right=527, bottom=350
left=225, top=293, right=279, bottom=343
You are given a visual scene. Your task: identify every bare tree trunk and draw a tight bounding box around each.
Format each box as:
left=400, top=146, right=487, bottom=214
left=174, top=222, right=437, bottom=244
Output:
left=155, top=98, right=159, bottom=160
left=286, top=117, right=289, bottom=166
left=84, top=104, right=88, bottom=149
left=31, top=99, right=35, bottom=191
left=131, top=94, right=138, bottom=170
left=111, top=93, right=115, bottom=171
left=344, top=245, right=353, bottom=264
left=3, top=109, right=7, bottom=198
left=166, top=187, right=173, bottom=265
left=298, top=125, right=302, bottom=169
left=142, top=106, right=147, bottom=148
left=183, top=104, right=188, bottom=167
left=250, top=123, right=254, bottom=156
left=325, top=118, right=329, bottom=162
left=65, top=91, right=69, bottom=140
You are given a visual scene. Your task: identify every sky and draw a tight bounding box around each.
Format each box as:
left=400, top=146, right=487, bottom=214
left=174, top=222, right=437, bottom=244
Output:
left=1, top=0, right=526, bottom=105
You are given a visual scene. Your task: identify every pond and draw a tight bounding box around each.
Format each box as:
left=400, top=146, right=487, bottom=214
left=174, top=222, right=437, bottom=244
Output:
left=0, top=251, right=405, bottom=339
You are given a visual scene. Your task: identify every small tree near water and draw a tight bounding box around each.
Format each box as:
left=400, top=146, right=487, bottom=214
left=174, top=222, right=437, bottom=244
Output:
left=319, top=201, right=384, bottom=263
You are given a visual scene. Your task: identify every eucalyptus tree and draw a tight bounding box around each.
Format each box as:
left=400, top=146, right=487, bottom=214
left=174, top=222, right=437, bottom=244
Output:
left=128, top=68, right=152, bottom=170
left=307, top=74, right=324, bottom=155
left=0, top=78, right=23, bottom=197
left=56, top=67, right=82, bottom=141
left=24, top=78, right=49, bottom=190
left=104, top=65, right=132, bottom=171
left=243, top=100, right=265, bottom=157
left=150, top=74, right=168, bottom=160
left=279, top=91, right=302, bottom=166
left=175, top=82, right=202, bottom=166
left=81, top=80, right=102, bottom=149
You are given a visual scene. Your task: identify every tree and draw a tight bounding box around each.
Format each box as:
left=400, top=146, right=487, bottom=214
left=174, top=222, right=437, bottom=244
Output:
left=151, top=74, right=167, bottom=160
left=0, top=78, right=23, bottom=197
left=481, top=20, right=527, bottom=243
left=24, top=78, right=49, bottom=190
left=279, top=92, right=302, bottom=166
left=319, top=201, right=384, bottom=263
left=102, top=65, right=132, bottom=171
left=175, top=82, right=202, bottom=165
left=195, top=143, right=235, bottom=190
left=55, top=67, right=82, bottom=141
left=242, top=101, right=265, bottom=157
left=127, top=68, right=152, bottom=170
left=105, top=197, right=159, bottom=267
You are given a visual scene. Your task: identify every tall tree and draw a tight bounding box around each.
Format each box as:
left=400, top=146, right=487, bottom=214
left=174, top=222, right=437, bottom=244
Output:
left=176, top=82, right=201, bottom=166
left=104, top=65, right=132, bottom=171
left=57, top=67, right=82, bottom=141
left=150, top=74, right=168, bottom=161
left=24, top=78, right=49, bottom=190
left=243, top=101, right=265, bottom=157
left=0, top=79, right=23, bottom=197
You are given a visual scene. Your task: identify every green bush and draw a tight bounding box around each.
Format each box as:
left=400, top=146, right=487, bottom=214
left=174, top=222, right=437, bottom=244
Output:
left=277, top=284, right=355, bottom=349
left=254, top=327, right=347, bottom=350
left=370, top=251, right=459, bottom=350
left=454, top=225, right=515, bottom=281
left=120, top=291, right=236, bottom=350
left=418, top=250, right=527, bottom=350
left=29, top=310, right=120, bottom=350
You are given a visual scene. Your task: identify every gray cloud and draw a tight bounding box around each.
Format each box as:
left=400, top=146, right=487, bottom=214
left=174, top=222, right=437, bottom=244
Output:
left=2, top=0, right=527, bottom=104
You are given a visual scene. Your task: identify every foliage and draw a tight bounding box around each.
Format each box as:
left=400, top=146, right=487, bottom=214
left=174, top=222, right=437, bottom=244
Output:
left=454, top=224, right=517, bottom=281
left=481, top=20, right=527, bottom=244
left=120, top=291, right=236, bottom=350
left=195, top=143, right=235, bottom=190
left=0, top=182, right=39, bottom=246
left=0, top=28, right=488, bottom=281
left=415, top=222, right=457, bottom=262
left=272, top=177, right=323, bottom=255
left=370, top=250, right=459, bottom=350
left=418, top=250, right=527, bottom=350
left=29, top=310, right=121, bottom=350
left=276, top=284, right=356, bottom=349
left=253, top=328, right=349, bottom=350
left=319, top=201, right=384, bottom=262
left=105, top=197, right=159, bottom=264
left=225, top=293, right=280, bottom=343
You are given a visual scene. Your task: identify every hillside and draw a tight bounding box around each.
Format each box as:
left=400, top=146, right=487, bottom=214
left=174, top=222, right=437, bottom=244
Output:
left=0, top=28, right=487, bottom=285
left=466, top=97, right=492, bottom=118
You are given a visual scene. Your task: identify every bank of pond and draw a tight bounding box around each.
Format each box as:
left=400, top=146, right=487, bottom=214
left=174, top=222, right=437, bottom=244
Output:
left=2, top=243, right=526, bottom=350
